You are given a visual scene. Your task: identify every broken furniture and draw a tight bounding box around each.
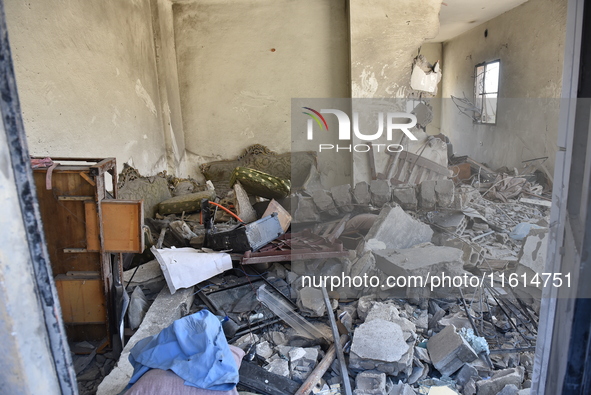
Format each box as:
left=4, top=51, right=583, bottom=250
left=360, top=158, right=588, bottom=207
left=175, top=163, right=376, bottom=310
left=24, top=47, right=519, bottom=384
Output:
left=241, top=230, right=349, bottom=265
left=33, top=157, right=143, bottom=349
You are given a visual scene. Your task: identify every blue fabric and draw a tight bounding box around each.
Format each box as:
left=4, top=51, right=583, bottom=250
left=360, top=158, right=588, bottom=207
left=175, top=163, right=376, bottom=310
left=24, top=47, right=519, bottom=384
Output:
left=128, top=310, right=239, bottom=391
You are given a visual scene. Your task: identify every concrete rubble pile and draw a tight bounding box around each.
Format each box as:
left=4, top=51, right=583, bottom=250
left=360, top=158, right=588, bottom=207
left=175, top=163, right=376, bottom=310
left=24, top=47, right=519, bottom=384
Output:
left=90, top=159, right=549, bottom=395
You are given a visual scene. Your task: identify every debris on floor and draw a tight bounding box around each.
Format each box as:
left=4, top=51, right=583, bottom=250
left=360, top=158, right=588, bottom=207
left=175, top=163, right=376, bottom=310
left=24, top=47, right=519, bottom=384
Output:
left=83, top=145, right=549, bottom=394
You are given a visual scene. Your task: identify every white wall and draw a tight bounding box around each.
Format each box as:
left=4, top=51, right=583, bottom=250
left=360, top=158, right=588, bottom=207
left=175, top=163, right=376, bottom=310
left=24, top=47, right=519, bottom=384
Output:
left=173, top=0, right=351, bottom=183
left=441, top=0, right=567, bottom=175
left=5, top=0, right=168, bottom=175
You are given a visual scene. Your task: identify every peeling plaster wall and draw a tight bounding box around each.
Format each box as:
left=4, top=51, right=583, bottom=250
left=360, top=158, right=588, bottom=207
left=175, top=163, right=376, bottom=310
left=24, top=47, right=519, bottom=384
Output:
left=5, top=0, right=168, bottom=175
left=150, top=0, right=188, bottom=176
left=349, top=0, right=442, bottom=99
left=349, top=0, right=442, bottom=183
left=441, top=0, right=567, bottom=175
left=173, top=0, right=350, bottom=182
left=419, top=43, right=443, bottom=136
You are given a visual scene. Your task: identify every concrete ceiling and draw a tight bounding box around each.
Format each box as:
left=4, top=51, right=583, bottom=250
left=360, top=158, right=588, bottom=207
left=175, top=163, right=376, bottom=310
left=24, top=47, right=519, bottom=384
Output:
left=431, top=0, right=529, bottom=42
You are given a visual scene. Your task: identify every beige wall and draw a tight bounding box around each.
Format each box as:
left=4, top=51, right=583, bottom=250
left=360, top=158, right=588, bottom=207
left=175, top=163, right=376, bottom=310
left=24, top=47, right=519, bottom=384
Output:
left=150, top=0, right=188, bottom=176
left=349, top=0, right=442, bottom=182
left=173, top=0, right=351, bottom=184
left=5, top=0, right=168, bottom=176
left=441, top=0, right=567, bottom=175
left=419, top=42, right=443, bottom=136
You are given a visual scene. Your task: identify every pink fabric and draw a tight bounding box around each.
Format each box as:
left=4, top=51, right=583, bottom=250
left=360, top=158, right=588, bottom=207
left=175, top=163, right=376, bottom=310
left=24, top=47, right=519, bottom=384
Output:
left=126, top=345, right=245, bottom=395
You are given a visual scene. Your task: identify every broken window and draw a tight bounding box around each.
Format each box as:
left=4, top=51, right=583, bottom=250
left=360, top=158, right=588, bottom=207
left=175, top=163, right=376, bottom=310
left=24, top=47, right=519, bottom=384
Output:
left=474, top=60, right=500, bottom=124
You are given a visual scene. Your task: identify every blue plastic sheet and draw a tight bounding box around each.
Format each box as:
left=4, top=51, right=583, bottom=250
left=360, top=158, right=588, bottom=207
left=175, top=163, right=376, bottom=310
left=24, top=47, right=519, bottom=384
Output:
left=128, top=310, right=239, bottom=391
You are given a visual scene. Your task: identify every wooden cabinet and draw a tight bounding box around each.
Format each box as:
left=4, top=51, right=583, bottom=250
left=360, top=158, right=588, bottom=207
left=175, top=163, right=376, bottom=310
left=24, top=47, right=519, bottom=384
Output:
left=33, top=157, right=143, bottom=348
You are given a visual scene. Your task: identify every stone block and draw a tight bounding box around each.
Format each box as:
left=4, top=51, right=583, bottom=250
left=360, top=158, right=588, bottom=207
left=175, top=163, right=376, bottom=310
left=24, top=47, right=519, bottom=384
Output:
left=370, top=179, right=390, bottom=207
left=432, top=233, right=484, bottom=269
left=354, top=181, right=371, bottom=205
left=419, top=180, right=437, bottom=210
left=349, top=319, right=412, bottom=376
left=455, top=363, right=479, bottom=387
left=389, top=383, right=416, bottom=395
left=365, top=303, right=416, bottom=342
left=264, top=359, right=290, bottom=378
left=435, top=179, right=455, bottom=207
left=354, top=370, right=386, bottom=395
left=426, top=325, right=478, bottom=376
left=475, top=367, right=524, bottom=395
left=516, top=228, right=549, bottom=286
left=331, top=184, right=354, bottom=212
left=356, top=295, right=376, bottom=321
left=297, top=286, right=326, bottom=317
left=365, top=204, right=433, bottom=251
left=497, top=384, right=520, bottom=395
left=312, top=189, right=339, bottom=216
left=289, top=347, right=319, bottom=382
left=391, top=185, right=418, bottom=210
left=256, top=341, right=274, bottom=359
left=294, top=195, right=321, bottom=223
left=373, top=245, right=465, bottom=278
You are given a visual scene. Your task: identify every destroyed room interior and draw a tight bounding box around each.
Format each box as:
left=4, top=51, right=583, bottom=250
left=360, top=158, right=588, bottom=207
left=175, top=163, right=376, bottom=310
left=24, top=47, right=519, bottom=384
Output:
left=2, top=0, right=591, bottom=394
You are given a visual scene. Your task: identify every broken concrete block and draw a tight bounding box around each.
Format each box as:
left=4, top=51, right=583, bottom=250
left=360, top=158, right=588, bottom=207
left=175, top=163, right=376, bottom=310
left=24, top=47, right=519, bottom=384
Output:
left=97, top=287, right=195, bottom=395
left=391, top=185, right=418, bottom=210
left=370, top=180, right=390, bottom=207
left=312, top=189, right=339, bottom=216
left=265, top=358, right=290, bottom=378
left=432, top=233, right=484, bottom=269
left=455, top=363, right=479, bottom=387
left=297, top=286, right=326, bottom=317
left=256, top=341, right=274, bottom=359
left=497, top=384, right=520, bottom=395
left=356, top=295, right=376, bottom=321
left=414, top=346, right=431, bottom=363
left=427, top=325, right=478, bottom=376
left=268, top=331, right=288, bottom=346
left=463, top=379, right=477, bottom=395
left=430, top=211, right=467, bottom=235
left=289, top=347, right=318, bottom=382
left=373, top=244, right=465, bottom=278
left=365, top=303, right=416, bottom=342
left=354, top=181, right=371, bottom=205
left=232, top=333, right=260, bottom=351
left=475, top=367, right=524, bottom=395
left=365, top=302, right=400, bottom=322
left=365, top=205, right=433, bottom=251
left=389, top=382, right=416, bottom=395
left=427, top=386, right=458, bottom=395
left=301, top=164, right=324, bottom=195
left=349, top=319, right=412, bottom=375
left=435, top=179, right=455, bottom=207
left=331, top=184, right=354, bottom=212
left=294, top=195, right=321, bottom=223
left=516, top=228, right=548, bottom=286
left=354, top=370, right=386, bottom=395
left=419, top=180, right=437, bottom=210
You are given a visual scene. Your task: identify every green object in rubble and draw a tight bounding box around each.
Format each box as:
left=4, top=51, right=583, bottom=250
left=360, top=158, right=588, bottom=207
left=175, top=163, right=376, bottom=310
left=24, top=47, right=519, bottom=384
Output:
left=230, top=167, right=291, bottom=199
left=158, top=190, right=216, bottom=215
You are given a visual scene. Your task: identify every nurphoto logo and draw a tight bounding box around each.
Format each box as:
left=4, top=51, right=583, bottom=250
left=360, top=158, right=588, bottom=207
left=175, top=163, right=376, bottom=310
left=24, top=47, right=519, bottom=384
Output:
left=302, top=107, right=419, bottom=153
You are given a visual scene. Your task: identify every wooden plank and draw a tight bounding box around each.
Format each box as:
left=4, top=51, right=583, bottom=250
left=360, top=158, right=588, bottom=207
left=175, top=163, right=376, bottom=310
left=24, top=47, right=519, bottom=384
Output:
left=85, top=200, right=144, bottom=253
left=57, top=195, right=94, bottom=201
left=54, top=275, right=106, bottom=324
left=85, top=201, right=100, bottom=252
left=33, top=171, right=101, bottom=274
left=79, top=172, right=96, bottom=187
